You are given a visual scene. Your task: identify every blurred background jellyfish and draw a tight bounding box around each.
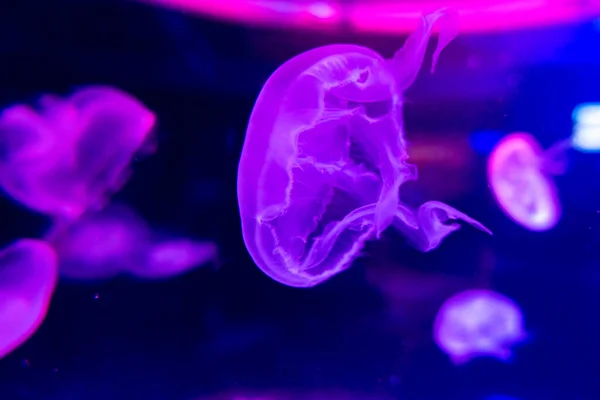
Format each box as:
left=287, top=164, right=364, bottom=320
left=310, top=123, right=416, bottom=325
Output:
left=49, top=204, right=150, bottom=280
left=0, top=239, right=57, bottom=359
left=140, top=238, right=218, bottom=279
left=50, top=203, right=216, bottom=281
left=238, top=8, right=490, bottom=288
left=0, top=86, right=156, bottom=221
left=433, top=289, right=526, bottom=365
left=488, top=132, right=566, bottom=231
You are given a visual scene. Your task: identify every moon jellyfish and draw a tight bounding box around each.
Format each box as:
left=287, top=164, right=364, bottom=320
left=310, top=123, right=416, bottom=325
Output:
left=488, top=132, right=567, bottom=231
left=237, top=8, right=491, bottom=287
left=0, top=86, right=156, bottom=220
left=433, top=289, right=526, bottom=365
left=51, top=204, right=216, bottom=280
left=0, top=239, right=58, bottom=359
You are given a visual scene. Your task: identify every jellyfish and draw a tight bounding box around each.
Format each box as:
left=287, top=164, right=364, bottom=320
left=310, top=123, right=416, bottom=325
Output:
left=488, top=132, right=570, bottom=231
left=433, top=289, right=526, bottom=365
left=0, top=86, right=156, bottom=221
left=0, top=239, right=58, bottom=359
left=237, top=8, right=491, bottom=287
left=51, top=204, right=216, bottom=280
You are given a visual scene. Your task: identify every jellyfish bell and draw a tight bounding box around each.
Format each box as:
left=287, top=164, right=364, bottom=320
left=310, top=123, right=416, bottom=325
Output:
left=0, top=239, right=58, bottom=359
left=68, top=87, right=158, bottom=208
left=0, top=105, right=56, bottom=164
left=488, top=132, right=564, bottom=231
left=238, top=8, right=490, bottom=288
left=0, top=102, right=83, bottom=218
left=69, top=85, right=158, bottom=156
left=0, top=86, right=156, bottom=221
left=433, top=289, right=526, bottom=365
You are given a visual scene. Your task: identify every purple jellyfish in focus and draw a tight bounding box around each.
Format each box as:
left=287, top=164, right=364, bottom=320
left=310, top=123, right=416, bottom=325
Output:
left=488, top=132, right=565, bottom=231
left=51, top=204, right=216, bottom=280
left=0, top=239, right=57, bottom=359
left=237, top=8, right=491, bottom=287
left=0, top=86, right=156, bottom=221
left=433, top=289, right=526, bottom=365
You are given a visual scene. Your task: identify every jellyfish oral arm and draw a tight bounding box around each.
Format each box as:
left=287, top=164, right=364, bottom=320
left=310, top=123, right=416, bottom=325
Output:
left=391, top=8, right=459, bottom=91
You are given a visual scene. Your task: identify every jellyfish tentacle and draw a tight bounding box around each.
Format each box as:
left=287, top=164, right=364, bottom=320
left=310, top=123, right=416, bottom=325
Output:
left=299, top=203, right=377, bottom=271
left=413, top=201, right=492, bottom=251
left=391, top=7, right=458, bottom=91
left=539, top=138, right=572, bottom=176
left=298, top=199, right=491, bottom=272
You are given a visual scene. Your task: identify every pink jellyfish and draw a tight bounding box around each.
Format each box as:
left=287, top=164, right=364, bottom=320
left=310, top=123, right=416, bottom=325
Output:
left=237, top=8, right=491, bottom=287
left=488, top=132, right=568, bottom=231
left=433, top=289, right=526, bottom=365
left=0, top=86, right=156, bottom=221
left=51, top=204, right=216, bottom=280
left=0, top=239, right=58, bottom=359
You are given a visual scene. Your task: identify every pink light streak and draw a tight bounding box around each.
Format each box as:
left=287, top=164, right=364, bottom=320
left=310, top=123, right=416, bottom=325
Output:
left=139, top=0, right=600, bottom=33
left=141, top=0, right=343, bottom=30
left=349, top=0, right=600, bottom=34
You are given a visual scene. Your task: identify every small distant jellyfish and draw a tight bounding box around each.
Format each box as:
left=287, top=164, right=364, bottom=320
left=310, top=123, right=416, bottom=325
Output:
left=488, top=132, right=568, bottom=231
left=237, top=8, right=491, bottom=287
left=0, top=86, right=156, bottom=221
left=51, top=204, right=216, bottom=280
left=0, top=239, right=58, bottom=359
left=433, top=289, right=526, bottom=365
left=137, top=239, right=218, bottom=279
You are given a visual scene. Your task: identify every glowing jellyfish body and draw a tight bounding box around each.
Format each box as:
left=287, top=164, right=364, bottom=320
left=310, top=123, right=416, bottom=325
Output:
left=237, top=9, right=490, bottom=287
left=52, top=204, right=216, bottom=280
left=0, top=239, right=58, bottom=359
left=0, top=86, right=156, bottom=220
left=488, top=132, right=563, bottom=231
left=433, top=289, right=526, bottom=365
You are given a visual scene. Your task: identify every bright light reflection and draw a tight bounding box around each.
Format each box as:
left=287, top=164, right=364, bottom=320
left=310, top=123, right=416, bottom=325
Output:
left=140, top=0, right=600, bottom=33
left=572, top=103, right=600, bottom=152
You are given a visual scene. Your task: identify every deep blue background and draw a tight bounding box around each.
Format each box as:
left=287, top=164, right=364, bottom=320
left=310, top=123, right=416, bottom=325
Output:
left=0, top=1, right=600, bottom=399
